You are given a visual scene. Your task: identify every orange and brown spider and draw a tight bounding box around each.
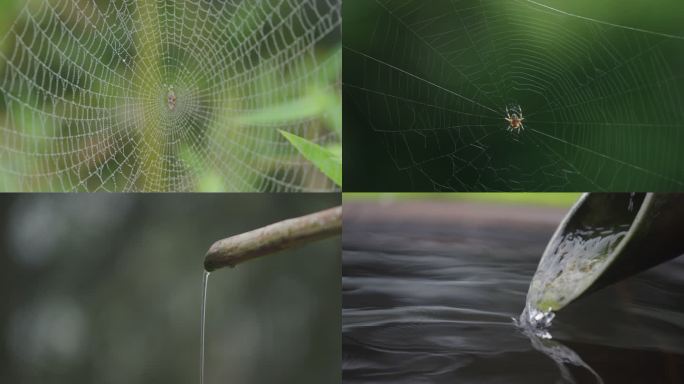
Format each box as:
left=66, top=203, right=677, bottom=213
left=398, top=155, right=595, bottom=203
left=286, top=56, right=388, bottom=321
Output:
left=505, top=106, right=524, bottom=133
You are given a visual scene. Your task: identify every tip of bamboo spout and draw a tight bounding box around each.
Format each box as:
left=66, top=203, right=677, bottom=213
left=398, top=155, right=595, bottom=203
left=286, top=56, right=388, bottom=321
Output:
left=202, top=206, right=342, bottom=272
left=204, top=240, right=235, bottom=272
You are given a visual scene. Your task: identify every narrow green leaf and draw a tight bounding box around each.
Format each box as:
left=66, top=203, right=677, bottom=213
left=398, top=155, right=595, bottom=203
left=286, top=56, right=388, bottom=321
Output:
left=279, top=130, right=342, bottom=187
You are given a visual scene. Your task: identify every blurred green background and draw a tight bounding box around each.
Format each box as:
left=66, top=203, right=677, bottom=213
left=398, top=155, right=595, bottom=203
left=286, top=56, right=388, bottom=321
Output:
left=0, top=194, right=341, bottom=383
left=0, top=0, right=341, bottom=192
left=343, top=0, right=684, bottom=191
left=345, top=192, right=580, bottom=207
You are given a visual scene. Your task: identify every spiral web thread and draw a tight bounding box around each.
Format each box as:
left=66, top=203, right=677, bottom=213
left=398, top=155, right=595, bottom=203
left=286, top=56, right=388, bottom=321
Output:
left=0, top=0, right=341, bottom=191
left=344, top=0, right=684, bottom=191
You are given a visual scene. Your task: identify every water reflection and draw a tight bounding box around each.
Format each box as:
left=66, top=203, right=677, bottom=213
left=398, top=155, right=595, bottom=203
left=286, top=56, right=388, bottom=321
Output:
left=343, top=199, right=684, bottom=384
left=517, top=321, right=603, bottom=384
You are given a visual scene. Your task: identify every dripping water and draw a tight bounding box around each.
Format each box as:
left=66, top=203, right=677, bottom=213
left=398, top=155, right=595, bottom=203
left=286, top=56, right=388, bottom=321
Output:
left=200, top=271, right=210, bottom=384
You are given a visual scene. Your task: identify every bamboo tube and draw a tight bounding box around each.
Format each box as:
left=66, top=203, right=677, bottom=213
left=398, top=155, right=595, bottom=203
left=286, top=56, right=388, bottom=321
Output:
left=204, top=206, right=342, bottom=271
left=525, top=193, right=684, bottom=315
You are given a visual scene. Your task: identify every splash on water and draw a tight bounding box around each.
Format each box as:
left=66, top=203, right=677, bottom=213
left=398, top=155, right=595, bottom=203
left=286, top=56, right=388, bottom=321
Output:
left=517, top=305, right=555, bottom=339
left=200, top=271, right=210, bottom=384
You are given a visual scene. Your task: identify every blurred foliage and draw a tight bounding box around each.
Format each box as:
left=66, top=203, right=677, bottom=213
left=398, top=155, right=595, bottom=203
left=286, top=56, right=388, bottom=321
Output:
left=344, top=193, right=581, bottom=208
left=0, top=0, right=341, bottom=192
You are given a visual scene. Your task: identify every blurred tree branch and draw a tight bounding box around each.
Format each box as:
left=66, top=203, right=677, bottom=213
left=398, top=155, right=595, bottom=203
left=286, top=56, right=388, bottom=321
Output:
left=204, top=206, right=342, bottom=271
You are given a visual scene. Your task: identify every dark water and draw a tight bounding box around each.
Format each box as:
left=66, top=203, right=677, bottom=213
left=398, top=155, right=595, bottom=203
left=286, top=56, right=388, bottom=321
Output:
left=342, top=200, right=684, bottom=384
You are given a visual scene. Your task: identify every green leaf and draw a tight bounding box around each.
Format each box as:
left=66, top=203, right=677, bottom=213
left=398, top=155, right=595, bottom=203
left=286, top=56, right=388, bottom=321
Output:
left=279, top=130, right=342, bottom=187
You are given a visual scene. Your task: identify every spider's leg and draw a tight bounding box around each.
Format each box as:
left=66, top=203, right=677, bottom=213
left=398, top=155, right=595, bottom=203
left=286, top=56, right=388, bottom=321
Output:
left=520, top=123, right=524, bottom=131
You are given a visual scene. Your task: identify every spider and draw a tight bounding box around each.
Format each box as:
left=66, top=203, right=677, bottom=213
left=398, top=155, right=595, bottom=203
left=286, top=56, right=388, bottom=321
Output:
left=167, top=89, right=177, bottom=111
left=505, top=106, right=525, bottom=132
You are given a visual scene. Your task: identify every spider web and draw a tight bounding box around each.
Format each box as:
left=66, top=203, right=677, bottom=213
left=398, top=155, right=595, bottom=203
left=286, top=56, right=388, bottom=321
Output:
left=0, top=0, right=340, bottom=192
left=343, top=0, right=684, bottom=191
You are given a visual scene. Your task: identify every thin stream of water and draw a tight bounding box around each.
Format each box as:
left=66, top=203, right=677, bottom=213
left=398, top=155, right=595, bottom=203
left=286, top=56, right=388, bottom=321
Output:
left=200, top=271, right=210, bottom=384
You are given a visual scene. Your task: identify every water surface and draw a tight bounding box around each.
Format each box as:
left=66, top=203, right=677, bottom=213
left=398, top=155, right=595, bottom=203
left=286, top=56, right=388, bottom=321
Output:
left=342, top=200, right=684, bottom=383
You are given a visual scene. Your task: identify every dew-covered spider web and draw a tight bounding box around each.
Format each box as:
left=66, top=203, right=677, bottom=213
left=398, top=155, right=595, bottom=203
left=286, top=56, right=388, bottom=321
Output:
left=343, top=0, right=684, bottom=191
left=0, top=0, right=341, bottom=191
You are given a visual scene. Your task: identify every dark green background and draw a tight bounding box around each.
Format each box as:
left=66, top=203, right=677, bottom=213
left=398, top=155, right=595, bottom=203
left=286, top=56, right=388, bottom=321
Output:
left=344, top=0, right=684, bottom=191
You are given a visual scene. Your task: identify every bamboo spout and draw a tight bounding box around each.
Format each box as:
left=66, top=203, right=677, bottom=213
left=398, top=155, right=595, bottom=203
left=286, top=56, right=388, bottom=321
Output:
left=204, top=206, right=342, bottom=271
left=525, top=193, right=684, bottom=315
